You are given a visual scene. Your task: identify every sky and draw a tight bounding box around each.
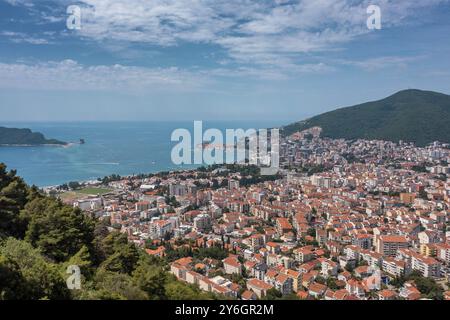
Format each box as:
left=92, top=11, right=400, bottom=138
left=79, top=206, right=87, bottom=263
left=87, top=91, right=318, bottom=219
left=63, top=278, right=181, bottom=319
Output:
left=1, top=0, right=450, bottom=122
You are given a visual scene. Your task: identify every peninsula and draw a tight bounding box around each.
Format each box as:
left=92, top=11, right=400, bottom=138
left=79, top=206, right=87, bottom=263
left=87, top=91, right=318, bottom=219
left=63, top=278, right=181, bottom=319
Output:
left=0, top=127, right=67, bottom=146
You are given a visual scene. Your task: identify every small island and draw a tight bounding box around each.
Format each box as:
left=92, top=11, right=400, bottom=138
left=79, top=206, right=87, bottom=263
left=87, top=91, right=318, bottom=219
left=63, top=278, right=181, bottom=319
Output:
left=0, top=127, right=67, bottom=146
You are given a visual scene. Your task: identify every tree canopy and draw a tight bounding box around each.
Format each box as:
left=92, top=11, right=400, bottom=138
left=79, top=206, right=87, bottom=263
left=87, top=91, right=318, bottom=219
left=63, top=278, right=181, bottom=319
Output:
left=0, top=163, right=217, bottom=300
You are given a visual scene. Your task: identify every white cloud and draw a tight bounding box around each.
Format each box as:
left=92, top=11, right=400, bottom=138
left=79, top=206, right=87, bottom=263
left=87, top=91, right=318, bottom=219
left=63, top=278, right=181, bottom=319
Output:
left=0, top=58, right=337, bottom=93
left=3, top=0, right=448, bottom=76
left=339, top=56, right=423, bottom=71
left=61, top=0, right=446, bottom=67
left=208, top=62, right=334, bottom=81
left=0, top=31, right=50, bottom=44
left=0, top=60, right=208, bottom=92
left=3, top=0, right=34, bottom=7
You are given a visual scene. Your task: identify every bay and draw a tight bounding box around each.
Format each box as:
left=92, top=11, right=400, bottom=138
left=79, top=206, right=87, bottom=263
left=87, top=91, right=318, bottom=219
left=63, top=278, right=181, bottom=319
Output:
left=0, top=120, right=286, bottom=187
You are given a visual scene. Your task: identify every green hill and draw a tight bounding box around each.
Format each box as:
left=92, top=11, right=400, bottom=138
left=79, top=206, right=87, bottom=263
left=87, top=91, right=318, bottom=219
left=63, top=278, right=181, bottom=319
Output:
left=0, top=127, right=66, bottom=146
left=282, top=89, right=450, bottom=146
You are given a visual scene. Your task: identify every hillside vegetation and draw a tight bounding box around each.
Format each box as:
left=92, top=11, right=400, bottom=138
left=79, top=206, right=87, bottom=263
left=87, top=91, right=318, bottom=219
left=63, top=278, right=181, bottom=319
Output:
left=283, top=89, right=450, bottom=146
left=0, top=163, right=215, bottom=300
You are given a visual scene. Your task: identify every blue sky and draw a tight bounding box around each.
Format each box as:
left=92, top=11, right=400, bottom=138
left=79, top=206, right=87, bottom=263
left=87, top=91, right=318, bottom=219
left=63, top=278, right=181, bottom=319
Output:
left=1, top=0, right=450, bottom=122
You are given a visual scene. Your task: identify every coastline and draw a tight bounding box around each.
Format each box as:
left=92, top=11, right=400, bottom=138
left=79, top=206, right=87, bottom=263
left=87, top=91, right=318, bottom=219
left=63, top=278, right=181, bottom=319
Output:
left=41, top=164, right=203, bottom=189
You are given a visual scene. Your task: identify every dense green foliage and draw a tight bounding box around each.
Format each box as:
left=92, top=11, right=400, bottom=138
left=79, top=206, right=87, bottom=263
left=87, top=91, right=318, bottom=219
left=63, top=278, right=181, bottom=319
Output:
left=263, top=288, right=300, bottom=300
left=0, top=164, right=29, bottom=238
left=0, top=127, right=66, bottom=145
left=0, top=163, right=215, bottom=300
left=391, top=271, right=444, bottom=300
left=23, top=197, right=95, bottom=262
left=163, top=243, right=228, bottom=262
left=283, top=89, right=450, bottom=146
left=0, top=238, right=70, bottom=300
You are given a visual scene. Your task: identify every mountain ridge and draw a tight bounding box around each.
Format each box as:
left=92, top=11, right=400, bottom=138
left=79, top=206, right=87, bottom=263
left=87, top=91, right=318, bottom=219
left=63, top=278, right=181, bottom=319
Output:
left=282, top=89, right=450, bottom=146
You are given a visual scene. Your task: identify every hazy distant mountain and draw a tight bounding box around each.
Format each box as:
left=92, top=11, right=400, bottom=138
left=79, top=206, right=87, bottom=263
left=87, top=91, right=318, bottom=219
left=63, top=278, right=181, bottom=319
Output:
left=282, top=89, right=450, bottom=146
left=0, top=127, right=66, bottom=146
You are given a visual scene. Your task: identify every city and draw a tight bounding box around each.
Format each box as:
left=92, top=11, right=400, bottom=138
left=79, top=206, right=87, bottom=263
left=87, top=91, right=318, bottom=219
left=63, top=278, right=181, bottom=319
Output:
left=48, top=128, right=450, bottom=300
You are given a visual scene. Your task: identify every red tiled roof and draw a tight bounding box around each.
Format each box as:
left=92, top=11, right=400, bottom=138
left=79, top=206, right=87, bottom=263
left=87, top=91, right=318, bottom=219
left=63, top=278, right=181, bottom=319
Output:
left=380, top=235, right=408, bottom=243
left=242, top=290, right=256, bottom=300
left=309, top=282, right=327, bottom=294
left=247, top=278, right=273, bottom=290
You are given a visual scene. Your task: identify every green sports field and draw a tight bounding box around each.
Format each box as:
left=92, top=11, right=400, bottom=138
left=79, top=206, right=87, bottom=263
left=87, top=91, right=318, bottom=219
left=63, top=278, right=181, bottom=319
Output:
left=76, top=187, right=113, bottom=195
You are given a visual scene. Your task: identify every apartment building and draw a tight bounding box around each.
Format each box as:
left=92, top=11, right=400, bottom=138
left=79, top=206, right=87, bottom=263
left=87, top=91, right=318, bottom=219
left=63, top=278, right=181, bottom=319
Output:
left=376, top=235, right=409, bottom=257
left=149, top=219, right=172, bottom=239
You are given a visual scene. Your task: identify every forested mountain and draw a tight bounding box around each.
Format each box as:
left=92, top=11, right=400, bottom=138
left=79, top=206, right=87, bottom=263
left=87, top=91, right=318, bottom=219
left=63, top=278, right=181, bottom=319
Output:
left=283, top=89, right=450, bottom=146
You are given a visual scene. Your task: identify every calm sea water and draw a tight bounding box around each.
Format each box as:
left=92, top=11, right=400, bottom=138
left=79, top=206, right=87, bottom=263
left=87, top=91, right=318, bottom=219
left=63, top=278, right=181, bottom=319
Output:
left=0, top=121, right=286, bottom=187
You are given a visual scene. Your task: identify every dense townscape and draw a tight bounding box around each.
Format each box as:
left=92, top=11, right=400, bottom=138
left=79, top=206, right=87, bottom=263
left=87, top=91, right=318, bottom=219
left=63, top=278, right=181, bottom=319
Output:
left=47, top=129, right=450, bottom=300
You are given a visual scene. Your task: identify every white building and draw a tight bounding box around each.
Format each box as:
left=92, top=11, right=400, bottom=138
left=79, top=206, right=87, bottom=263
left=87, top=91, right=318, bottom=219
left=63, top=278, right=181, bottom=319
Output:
left=149, top=219, right=172, bottom=239
left=74, top=198, right=103, bottom=211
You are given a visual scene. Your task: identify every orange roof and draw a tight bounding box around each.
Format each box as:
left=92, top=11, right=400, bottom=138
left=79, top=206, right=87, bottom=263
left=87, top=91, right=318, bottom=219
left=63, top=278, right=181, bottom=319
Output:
left=145, top=246, right=165, bottom=256
left=174, top=257, right=193, bottom=266
left=354, top=266, right=369, bottom=274
left=276, top=217, right=293, bottom=230
left=333, top=289, right=350, bottom=300
left=223, top=256, right=241, bottom=268
left=154, top=219, right=171, bottom=226
left=275, top=274, right=289, bottom=284
left=297, top=291, right=308, bottom=299
left=266, top=242, right=280, bottom=248
left=379, top=289, right=397, bottom=298
left=381, top=235, right=408, bottom=243
left=194, top=263, right=206, bottom=270
left=295, top=247, right=314, bottom=254
left=265, top=269, right=279, bottom=278
left=241, top=290, right=256, bottom=300
left=229, top=283, right=240, bottom=291
left=444, top=291, right=450, bottom=300
left=247, top=278, right=273, bottom=290
left=309, top=282, right=327, bottom=293
left=315, top=249, right=325, bottom=256
left=285, top=269, right=300, bottom=278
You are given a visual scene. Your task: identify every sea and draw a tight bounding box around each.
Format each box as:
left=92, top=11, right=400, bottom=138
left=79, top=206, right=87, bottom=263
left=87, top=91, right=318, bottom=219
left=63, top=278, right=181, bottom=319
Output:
left=0, top=121, right=287, bottom=187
